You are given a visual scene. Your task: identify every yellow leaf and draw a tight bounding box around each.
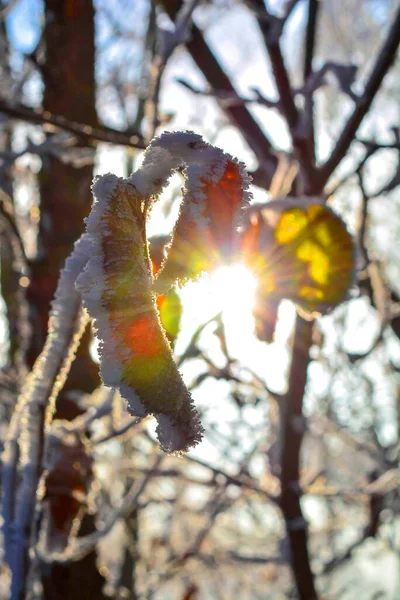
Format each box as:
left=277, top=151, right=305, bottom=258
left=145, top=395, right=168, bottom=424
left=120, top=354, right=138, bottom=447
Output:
left=241, top=198, right=354, bottom=320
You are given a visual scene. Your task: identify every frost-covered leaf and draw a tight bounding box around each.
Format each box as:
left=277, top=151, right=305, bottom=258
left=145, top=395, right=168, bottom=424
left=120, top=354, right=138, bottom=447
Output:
left=75, top=174, right=202, bottom=453
left=154, top=144, right=251, bottom=292
left=73, top=131, right=253, bottom=452
left=241, top=198, right=354, bottom=325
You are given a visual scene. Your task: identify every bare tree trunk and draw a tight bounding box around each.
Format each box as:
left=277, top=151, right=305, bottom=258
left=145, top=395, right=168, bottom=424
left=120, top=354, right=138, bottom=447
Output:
left=24, top=1, right=105, bottom=597
left=26, top=0, right=99, bottom=400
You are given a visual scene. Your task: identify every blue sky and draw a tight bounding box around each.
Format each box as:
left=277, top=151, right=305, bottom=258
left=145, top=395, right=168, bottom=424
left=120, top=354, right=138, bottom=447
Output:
left=5, top=0, right=42, bottom=54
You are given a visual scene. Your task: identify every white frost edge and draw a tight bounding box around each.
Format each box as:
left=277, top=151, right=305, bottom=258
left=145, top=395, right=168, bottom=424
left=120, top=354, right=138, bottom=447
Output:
left=76, top=174, right=149, bottom=420
left=73, top=132, right=253, bottom=451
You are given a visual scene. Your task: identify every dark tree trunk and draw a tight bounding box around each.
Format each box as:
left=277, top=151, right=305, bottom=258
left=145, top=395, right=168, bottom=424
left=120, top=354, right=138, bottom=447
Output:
left=280, top=317, right=317, bottom=599
left=26, top=1, right=105, bottom=597
left=26, top=0, right=100, bottom=401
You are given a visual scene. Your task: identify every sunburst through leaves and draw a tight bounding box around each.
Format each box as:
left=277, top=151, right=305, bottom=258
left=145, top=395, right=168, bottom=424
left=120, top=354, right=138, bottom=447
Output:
left=241, top=197, right=354, bottom=341
left=75, top=132, right=251, bottom=453
left=71, top=133, right=354, bottom=453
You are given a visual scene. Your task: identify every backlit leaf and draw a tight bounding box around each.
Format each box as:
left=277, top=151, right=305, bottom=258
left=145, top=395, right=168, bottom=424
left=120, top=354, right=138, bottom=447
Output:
left=149, top=236, right=183, bottom=346
left=157, top=288, right=182, bottom=346
left=154, top=158, right=251, bottom=292
left=76, top=174, right=203, bottom=453
left=241, top=198, right=354, bottom=323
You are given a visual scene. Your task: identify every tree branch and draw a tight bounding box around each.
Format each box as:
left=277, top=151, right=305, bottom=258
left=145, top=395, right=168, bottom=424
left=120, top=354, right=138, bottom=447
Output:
left=303, top=0, right=319, bottom=164
left=317, top=6, right=400, bottom=189
left=251, top=0, right=315, bottom=189
left=279, top=316, right=317, bottom=600
left=147, top=0, right=199, bottom=139
left=0, top=98, right=146, bottom=149
left=303, top=0, right=318, bottom=83
left=159, top=1, right=279, bottom=188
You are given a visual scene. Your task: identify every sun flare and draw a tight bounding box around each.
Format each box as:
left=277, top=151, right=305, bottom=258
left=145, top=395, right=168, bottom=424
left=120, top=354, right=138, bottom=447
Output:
left=177, top=263, right=258, bottom=355
left=209, top=264, right=258, bottom=325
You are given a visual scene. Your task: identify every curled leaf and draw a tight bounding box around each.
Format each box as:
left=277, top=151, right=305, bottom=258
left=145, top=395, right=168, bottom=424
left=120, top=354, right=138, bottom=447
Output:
left=74, top=132, right=252, bottom=453
left=154, top=155, right=251, bottom=292
left=76, top=174, right=203, bottom=453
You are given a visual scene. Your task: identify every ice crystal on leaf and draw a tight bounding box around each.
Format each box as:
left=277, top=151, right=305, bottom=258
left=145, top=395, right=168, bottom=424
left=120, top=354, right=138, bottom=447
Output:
left=12, top=133, right=353, bottom=457
left=74, top=131, right=252, bottom=453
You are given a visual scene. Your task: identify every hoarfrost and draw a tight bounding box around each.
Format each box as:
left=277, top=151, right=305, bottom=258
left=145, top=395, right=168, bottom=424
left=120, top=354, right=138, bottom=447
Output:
left=72, top=131, right=252, bottom=453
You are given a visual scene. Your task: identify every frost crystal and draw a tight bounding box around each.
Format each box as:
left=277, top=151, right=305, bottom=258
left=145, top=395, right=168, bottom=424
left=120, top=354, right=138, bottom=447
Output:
left=74, top=131, right=252, bottom=453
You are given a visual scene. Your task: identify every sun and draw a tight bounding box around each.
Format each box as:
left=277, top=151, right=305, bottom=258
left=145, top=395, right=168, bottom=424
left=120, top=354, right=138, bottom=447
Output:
left=208, top=263, right=258, bottom=325
left=177, top=263, right=258, bottom=356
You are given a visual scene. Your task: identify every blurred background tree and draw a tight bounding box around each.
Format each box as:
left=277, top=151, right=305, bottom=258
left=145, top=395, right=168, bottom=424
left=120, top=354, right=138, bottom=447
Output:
left=0, top=0, right=400, bottom=599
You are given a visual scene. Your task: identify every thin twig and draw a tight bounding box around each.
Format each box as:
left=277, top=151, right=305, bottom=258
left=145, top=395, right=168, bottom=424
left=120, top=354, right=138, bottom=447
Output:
left=143, top=430, right=278, bottom=502
left=147, top=0, right=200, bottom=138
left=279, top=316, right=317, bottom=600
left=40, top=454, right=163, bottom=563
left=303, top=0, right=319, bottom=164
left=251, top=0, right=315, bottom=189
left=317, top=6, right=400, bottom=188
left=326, top=144, right=377, bottom=196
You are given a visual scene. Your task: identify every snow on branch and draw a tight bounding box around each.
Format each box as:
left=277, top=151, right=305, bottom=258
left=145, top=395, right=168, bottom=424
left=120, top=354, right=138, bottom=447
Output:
left=2, top=236, right=91, bottom=599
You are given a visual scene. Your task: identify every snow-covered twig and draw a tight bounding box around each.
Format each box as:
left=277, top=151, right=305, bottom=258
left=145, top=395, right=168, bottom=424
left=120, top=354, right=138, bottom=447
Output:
left=2, top=236, right=92, bottom=599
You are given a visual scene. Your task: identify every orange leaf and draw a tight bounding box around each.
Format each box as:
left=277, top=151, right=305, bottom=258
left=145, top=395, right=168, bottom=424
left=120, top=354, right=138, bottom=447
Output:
left=155, top=159, right=250, bottom=292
